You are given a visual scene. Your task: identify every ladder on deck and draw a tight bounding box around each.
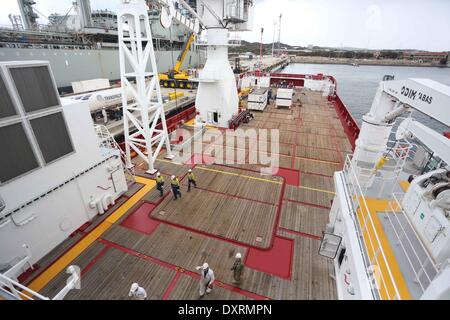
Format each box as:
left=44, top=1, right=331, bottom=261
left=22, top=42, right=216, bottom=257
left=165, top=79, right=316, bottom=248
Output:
left=94, top=124, right=136, bottom=186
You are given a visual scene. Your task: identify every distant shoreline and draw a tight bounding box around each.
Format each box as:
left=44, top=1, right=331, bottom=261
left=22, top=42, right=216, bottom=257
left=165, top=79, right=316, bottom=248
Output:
left=290, top=57, right=449, bottom=68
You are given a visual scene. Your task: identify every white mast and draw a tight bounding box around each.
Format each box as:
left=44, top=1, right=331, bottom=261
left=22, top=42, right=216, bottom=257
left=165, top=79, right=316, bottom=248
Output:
left=118, top=0, right=174, bottom=174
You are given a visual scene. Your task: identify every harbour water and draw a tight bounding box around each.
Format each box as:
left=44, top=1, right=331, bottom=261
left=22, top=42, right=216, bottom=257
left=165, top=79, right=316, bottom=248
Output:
left=281, top=63, right=450, bottom=133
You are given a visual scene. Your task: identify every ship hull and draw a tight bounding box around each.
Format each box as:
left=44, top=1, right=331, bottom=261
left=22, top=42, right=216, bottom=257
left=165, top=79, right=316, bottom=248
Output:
left=0, top=47, right=205, bottom=92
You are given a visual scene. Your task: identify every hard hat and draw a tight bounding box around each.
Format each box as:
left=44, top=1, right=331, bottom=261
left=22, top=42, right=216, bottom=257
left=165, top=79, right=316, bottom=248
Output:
left=188, top=169, right=192, bottom=173
left=156, top=172, right=161, bottom=177
left=171, top=175, right=176, bottom=180
left=235, top=253, right=242, bottom=259
left=202, top=263, right=209, bottom=270
left=130, top=283, right=139, bottom=293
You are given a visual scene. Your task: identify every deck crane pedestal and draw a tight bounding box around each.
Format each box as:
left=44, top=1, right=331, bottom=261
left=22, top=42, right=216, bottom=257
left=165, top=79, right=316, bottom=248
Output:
left=159, top=0, right=254, bottom=128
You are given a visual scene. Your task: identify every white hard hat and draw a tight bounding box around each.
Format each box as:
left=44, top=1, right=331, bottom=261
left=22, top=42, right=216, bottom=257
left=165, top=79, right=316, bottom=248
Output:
left=188, top=169, right=192, bottom=173
left=235, top=253, right=242, bottom=259
left=202, top=263, right=209, bottom=270
left=156, top=172, right=161, bottom=177
left=130, top=283, right=139, bottom=293
left=171, top=175, right=176, bottom=179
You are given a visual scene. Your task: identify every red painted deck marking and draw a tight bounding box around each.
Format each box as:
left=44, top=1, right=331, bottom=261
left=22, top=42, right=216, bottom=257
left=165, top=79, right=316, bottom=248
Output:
left=17, top=264, right=40, bottom=283
left=285, top=198, right=331, bottom=210
left=244, top=236, right=294, bottom=280
left=81, top=246, right=110, bottom=276
left=279, top=227, right=322, bottom=241
left=162, top=272, right=181, bottom=300
left=272, top=167, right=300, bottom=186
left=121, top=202, right=160, bottom=235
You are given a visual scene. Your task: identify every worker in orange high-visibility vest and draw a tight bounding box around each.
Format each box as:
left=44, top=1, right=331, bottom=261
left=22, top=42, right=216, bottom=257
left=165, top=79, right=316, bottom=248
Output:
left=171, top=175, right=182, bottom=200
left=187, top=169, right=197, bottom=192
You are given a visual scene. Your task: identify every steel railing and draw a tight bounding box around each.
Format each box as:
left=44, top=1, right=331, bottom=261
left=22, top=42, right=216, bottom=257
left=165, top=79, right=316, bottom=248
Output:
left=343, top=155, right=402, bottom=300
left=94, top=125, right=135, bottom=185
left=0, top=273, right=49, bottom=300
left=383, top=193, right=439, bottom=293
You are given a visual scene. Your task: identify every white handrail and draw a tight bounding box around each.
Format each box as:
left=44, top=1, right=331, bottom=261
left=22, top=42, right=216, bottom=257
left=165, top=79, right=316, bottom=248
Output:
left=384, top=193, right=439, bottom=291
left=0, top=273, right=49, bottom=300
left=344, top=154, right=403, bottom=300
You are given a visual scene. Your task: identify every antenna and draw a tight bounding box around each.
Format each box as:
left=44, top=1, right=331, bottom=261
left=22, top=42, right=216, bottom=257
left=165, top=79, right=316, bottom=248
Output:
left=277, top=13, right=282, bottom=53
left=272, top=20, right=277, bottom=57
left=260, top=27, right=264, bottom=71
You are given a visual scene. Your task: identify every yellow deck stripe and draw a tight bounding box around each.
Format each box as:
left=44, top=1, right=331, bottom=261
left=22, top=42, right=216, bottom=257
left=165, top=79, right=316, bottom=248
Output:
left=196, top=166, right=282, bottom=184
left=295, top=156, right=341, bottom=165
left=28, top=176, right=155, bottom=293
left=298, top=185, right=336, bottom=195
left=357, top=197, right=412, bottom=300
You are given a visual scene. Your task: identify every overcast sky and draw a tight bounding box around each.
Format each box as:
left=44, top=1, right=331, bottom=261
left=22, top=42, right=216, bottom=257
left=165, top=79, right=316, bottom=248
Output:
left=1, top=0, right=449, bottom=51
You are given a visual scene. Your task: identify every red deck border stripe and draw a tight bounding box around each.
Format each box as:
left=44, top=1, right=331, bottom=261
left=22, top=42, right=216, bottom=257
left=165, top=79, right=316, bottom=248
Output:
left=81, top=246, right=110, bottom=276
left=284, top=198, right=331, bottom=210
left=162, top=272, right=181, bottom=300
left=279, top=227, right=322, bottom=241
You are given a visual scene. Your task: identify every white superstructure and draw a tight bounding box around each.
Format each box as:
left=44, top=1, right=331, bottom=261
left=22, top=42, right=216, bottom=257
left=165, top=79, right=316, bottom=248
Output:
left=321, top=77, right=450, bottom=300
left=0, top=61, right=128, bottom=277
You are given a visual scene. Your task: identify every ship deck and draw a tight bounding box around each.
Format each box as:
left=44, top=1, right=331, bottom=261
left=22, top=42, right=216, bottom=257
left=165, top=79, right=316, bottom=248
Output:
left=23, top=88, right=353, bottom=300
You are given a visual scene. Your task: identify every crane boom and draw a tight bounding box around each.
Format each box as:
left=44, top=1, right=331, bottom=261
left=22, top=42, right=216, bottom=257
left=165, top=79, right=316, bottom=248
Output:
left=382, top=78, right=450, bottom=127
left=174, top=33, right=195, bottom=73
left=352, top=78, right=450, bottom=185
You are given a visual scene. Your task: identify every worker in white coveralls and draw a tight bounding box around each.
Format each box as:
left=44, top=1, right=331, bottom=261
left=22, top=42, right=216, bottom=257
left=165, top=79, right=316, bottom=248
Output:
left=196, top=263, right=215, bottom=297
left=129, top=283, right=147, bottom=300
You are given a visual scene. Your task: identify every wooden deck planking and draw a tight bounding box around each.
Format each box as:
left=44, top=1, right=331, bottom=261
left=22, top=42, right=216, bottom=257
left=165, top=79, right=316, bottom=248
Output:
left=151, top=188, right=277, bottom=248
left=300, top=173, right=335, bottom=192
left=280, top=201, right=329, bottom=237
left=168, top=275, right=250, bottom=300
left=294, top=158, right=342, bottom=176
left=189, top=167, right=281, bottom=204
left=67, top=247, right=175, bottom=300
left=284, top=185, right=334, bottom=208
left=296, top=145, right=340, bottom=163
left=132, top=224, right=248, bottom=283
left=39, top=242, right=106, bottom=297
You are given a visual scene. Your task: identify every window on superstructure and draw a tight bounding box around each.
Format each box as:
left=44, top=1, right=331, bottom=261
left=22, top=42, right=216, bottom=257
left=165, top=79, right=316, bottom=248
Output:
left=0, top=122, right=39, bottom=183
left=9, top=66, right=59, bottom=113
left=0, top=75, right=16, bottom=118
left=30, top=112, right=74, bottom=164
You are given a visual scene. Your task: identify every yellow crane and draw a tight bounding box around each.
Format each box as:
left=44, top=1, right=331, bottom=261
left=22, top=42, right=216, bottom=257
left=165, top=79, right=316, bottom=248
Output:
left=159, top=33, right=197, bottom=89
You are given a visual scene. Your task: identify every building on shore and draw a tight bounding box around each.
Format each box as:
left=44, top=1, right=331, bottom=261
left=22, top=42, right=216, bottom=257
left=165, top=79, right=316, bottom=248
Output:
left=403, top=51, right=449, bottom=64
